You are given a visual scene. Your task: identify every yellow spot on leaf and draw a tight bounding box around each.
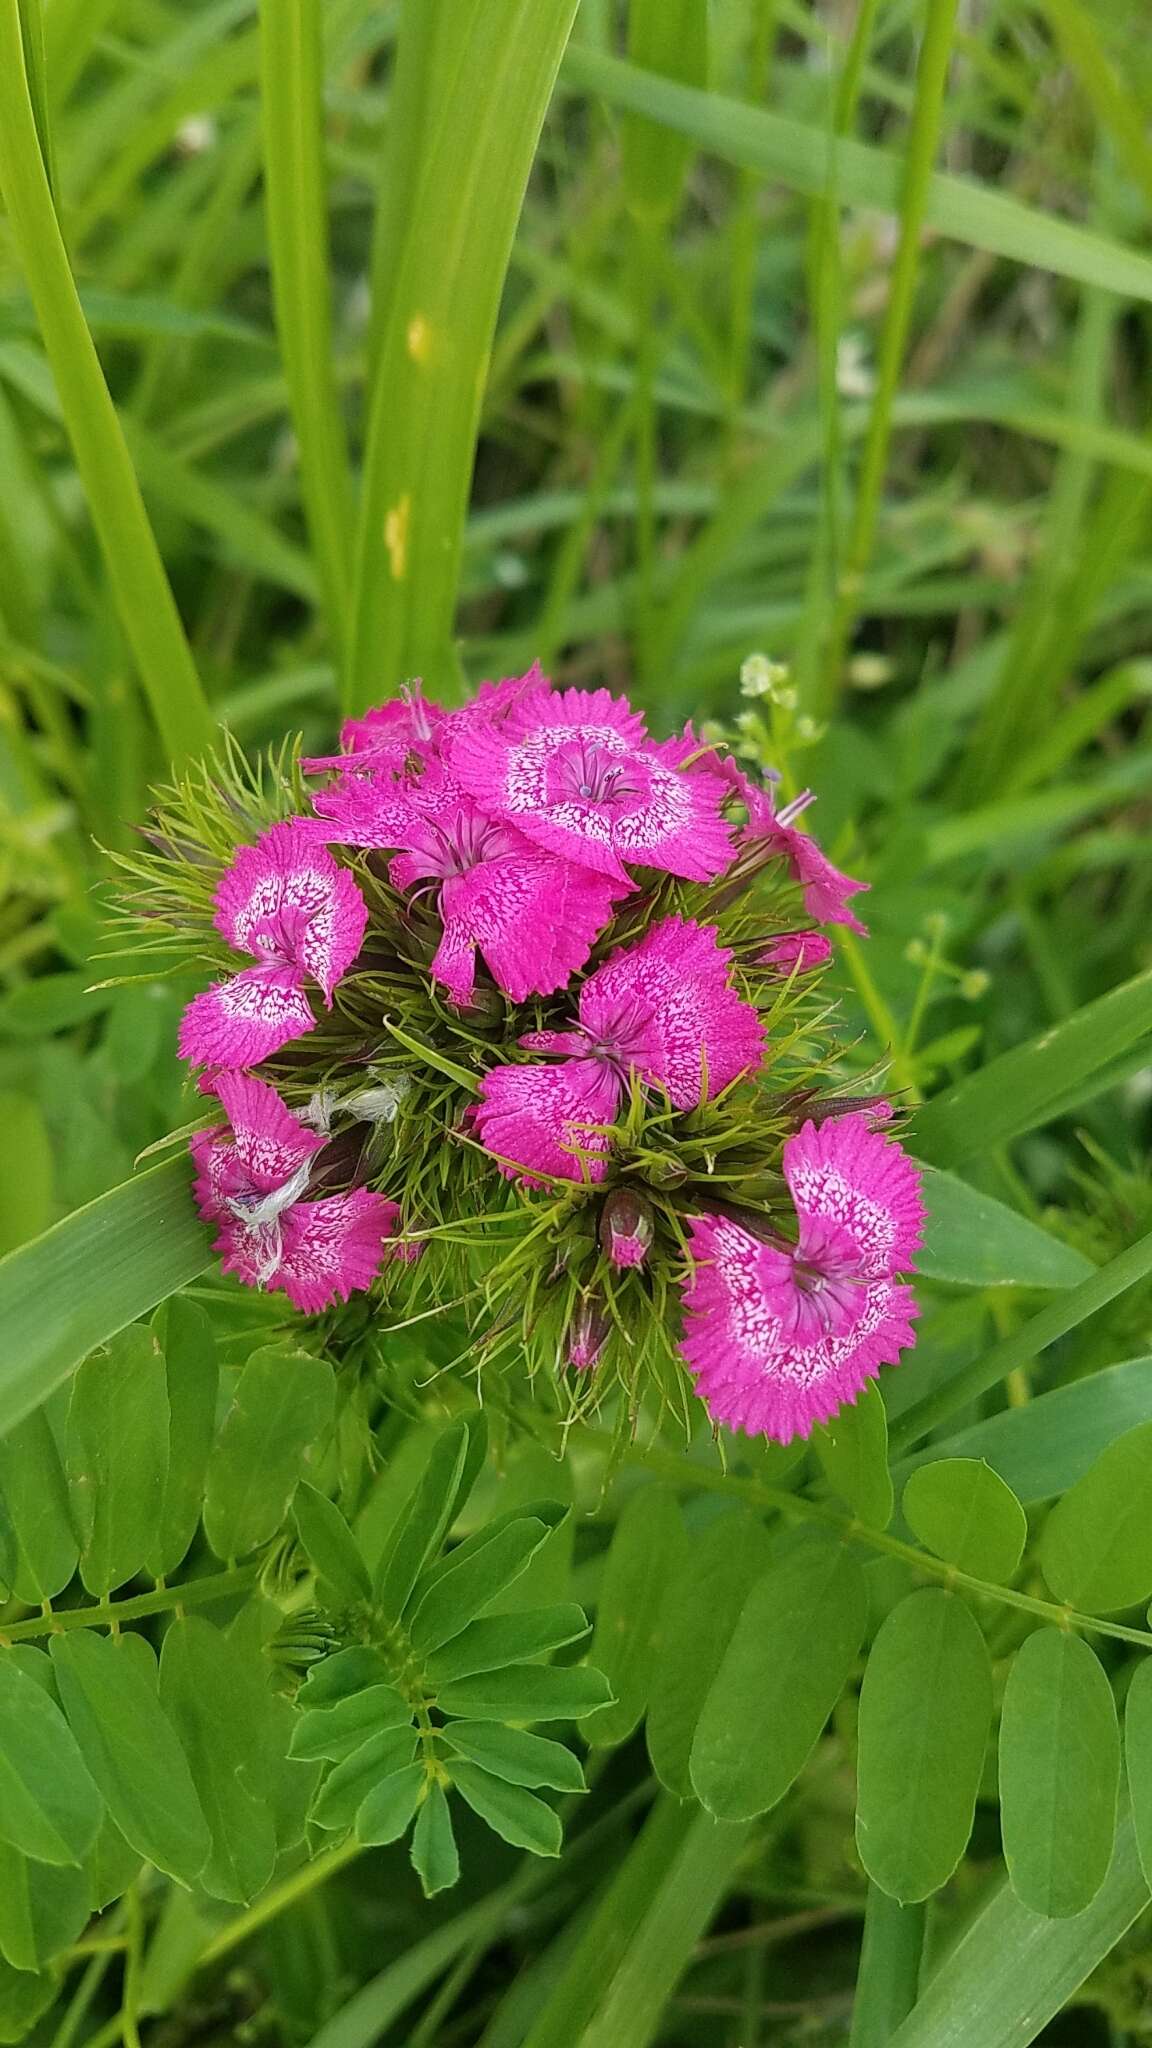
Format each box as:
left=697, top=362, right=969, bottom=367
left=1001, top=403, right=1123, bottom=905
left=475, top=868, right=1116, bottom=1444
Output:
left=385, top=495, right=411, bottom=581
left=407, top=314, right=432, bottom=364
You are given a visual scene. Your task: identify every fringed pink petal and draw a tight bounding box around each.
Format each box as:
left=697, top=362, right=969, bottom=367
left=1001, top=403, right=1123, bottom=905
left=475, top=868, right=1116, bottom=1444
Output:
left=759, top=930, right=833, bottom=975
left=178, top=965, right=316, bottom=1070
left=475, top=1058, right=621, bottom=1186
left=213, top=821, right=368, bottom=997
left=435, top=851, right=622, bottom=1006
left=771, top=817, right=870, bottom=934
left=578, top=917, right=764, bottom=1108
left=208, top=1071, right=324, bottom=1188
left=679, top=1214, right=919, bottom=1444
left=274, top=1191, right=401, bottom=1312
left=783, top=1113, right=925, bottom=1279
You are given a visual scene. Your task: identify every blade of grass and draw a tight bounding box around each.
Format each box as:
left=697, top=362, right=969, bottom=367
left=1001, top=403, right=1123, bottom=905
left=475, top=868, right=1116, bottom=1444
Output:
left=560, top=47, right=1152, bottom=306
left=889, top=1810, right=1148, bottom=2048
left=16, top=0, right=56, bottom=202
left=0, top=1158, right=210, bottom=1436
left=346, top=0, right=580, bottom=711
left=0, top=0, right=214, bottom=765
left=818, top=0, right=959, bottom=710
left=258, top=0, right=355, bottom=652
left=850, top=1889, right=926, bottom=2048
left=889, top=1226, right=1152, bottom=1455
left=909, top=965, right=1152, bottom=1168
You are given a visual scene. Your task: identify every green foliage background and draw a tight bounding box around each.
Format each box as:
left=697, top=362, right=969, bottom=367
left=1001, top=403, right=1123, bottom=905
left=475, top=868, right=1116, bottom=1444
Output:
left=1, top=0, right=1152, bottom=2042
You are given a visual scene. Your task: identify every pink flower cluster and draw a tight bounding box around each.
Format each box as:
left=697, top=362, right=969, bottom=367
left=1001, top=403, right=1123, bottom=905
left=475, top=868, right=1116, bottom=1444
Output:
left=174, top=663, right=925, bottom=1441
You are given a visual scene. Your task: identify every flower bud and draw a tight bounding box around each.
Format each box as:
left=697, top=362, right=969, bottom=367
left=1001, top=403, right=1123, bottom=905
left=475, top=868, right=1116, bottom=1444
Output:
left=566, top=1297, right=609, bottom=1372
left=599, top=1190, right=655, bottom=1269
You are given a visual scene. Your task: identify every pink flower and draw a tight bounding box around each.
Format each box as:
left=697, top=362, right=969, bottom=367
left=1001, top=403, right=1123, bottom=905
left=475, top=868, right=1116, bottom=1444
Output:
left=449, top=687, right=735, bottom=885
left=680, top=1113, right=924, bottom=1442
left=191, top=1072, right=399, bottom=1313
left=727, top=764, right=869, bottom=935
left=388, top=794, right=624, bottom=1008
left=301, top=684, right=444, bottom=776
left=475, top=918, right=763, bottom=1183
left=759, top=930, right=833, bottom=975
left=178, top=823, right=368, bottom=1069
left=599, top=1190, right=655, bottom=1269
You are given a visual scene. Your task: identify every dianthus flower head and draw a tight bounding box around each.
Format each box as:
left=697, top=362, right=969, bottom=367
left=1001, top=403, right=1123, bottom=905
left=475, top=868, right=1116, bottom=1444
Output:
left=191, top=1072, right=400, bottom=1313
left=123, top=660, right=922, bottom=1443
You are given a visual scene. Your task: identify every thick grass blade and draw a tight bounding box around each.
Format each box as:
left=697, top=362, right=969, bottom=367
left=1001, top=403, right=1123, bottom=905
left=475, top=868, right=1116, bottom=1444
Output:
left=0, top=0, right=214, bottom=767
left=346, top=0, right=580, bottom=711
left=850, top=1888, right=926, bottom=2048
left=909, top=966, right=1152, bottom=1168
left=0, top=1159, right=210, bottom=1437
left=888, top=1811, right=1148, bottom=2048
left=257, top=0, right=355, bottom=651
left=561, top=47, right=1152, bottom=306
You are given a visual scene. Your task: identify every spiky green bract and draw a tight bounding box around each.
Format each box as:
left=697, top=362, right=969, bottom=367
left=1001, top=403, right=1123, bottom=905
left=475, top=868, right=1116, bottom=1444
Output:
left=108, top=738, right=861, bottom=1429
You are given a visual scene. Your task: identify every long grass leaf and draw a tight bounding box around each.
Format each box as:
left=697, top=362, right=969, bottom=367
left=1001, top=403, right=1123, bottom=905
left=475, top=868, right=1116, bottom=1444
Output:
left=346, top=0, right=580, bottom=711
left=561, top=48, right=1152, bottom=306
left=0, top=1160, right=210, bottom=1437
left=0, top=0, right=214, bottom=765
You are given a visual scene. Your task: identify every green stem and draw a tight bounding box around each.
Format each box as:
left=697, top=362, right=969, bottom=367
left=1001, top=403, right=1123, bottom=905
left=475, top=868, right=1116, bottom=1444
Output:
left=621, top=1439, right=1152, bottom=1652
left=819, top=0, right=959, bottom=709
left=0, top=0, right=214, bottom=767
left=838, top=928, right=921, bottom=1103
left=849, top=1886, right=926, bottom=2048
left=0, top=1565, right=257, bottom=1644
left=198, top=1838, right=364, bottom=1967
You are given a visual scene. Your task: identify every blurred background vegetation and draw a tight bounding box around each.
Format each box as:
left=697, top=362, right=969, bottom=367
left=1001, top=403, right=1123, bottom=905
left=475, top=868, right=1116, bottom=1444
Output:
left=1, top=0, right=1151, bottom=2039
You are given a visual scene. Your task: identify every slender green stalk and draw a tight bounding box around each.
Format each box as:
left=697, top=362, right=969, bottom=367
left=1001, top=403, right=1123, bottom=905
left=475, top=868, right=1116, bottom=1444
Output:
left=346, top=0, right=580, bottom=711
left=258, top=0, right=355, bottom=653
left=819, top=0, right=959, bottom=707
left=0, top=1564, right=257, bottom=1643
left=0, top=0, right=214, bottom=767
left=198, top=1839, right=365, bottom=1966
left=849, top=1888, right=926, bottom=2048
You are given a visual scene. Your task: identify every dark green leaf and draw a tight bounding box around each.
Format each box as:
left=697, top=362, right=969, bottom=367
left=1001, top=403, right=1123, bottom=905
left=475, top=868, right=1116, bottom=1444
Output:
left=290, top=1684, right=412, bottom=1763
left=690, top=1533, right=867, bottom=1820
left=312, top=1727, right=419, bottom=1833
left=373, top=1421, right=470, bottom=1618
left=437, top=1663, right=613, bottom=1724
left=1123, top=1658, right=1152, bottom=1892
left=0, top=1408, right=77, bottom=1603
left=49, top=1630, right=210, bottom=1885
left=293, top=1482, right=372, bottom=1605
left=0, top=1840, right=88, bottom=1972
left=408, top=1515, right=562, bottom=1654
left=1040, top=1421, right=1152, bottom=1612
left=999, top=1627, right=1120, bottom=1917
left=147, top=1297, right=219, bottom=1579
left=856, top=1591, right=993, bottom=1903
left=0, top=1654, right=102, bottom=1867
left=586, top=1484, right=687, bottom=1749
left=916, top=1169, right=1096, bottom=1289
left=0, top=1955, right=57, bottom=2043
left=85, top=1813, right=143, bottom=1915
left=355, top=1762, right=425, bottom=1848
left=298, top=1646, right=391, bottom=1708
left=902, top=1459, right=1027, bottom=1583
left=646, top=1510, right=774, bottom=1800
left=66, top=1325, right=169, bottom=1596
left=203, top=1348, right=335, bottom=1563
left=424, top=1604, right=589, bottom=1685
left=440, top=1720, right=585, bottom=1793
left=159, top=1616, right=279, bottom=1905
left=814, top=1381, right=893, bottom=1528
left=409, top=1780, right=459, bottom=1896
left=448, top=1760, right=562, bottom=1857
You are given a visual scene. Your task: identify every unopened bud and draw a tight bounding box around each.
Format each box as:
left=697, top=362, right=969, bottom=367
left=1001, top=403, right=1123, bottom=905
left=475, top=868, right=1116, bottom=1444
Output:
left=599, top=1190, right=655, bottom=1270
left=566, top=1298, right=609, bottom=1372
